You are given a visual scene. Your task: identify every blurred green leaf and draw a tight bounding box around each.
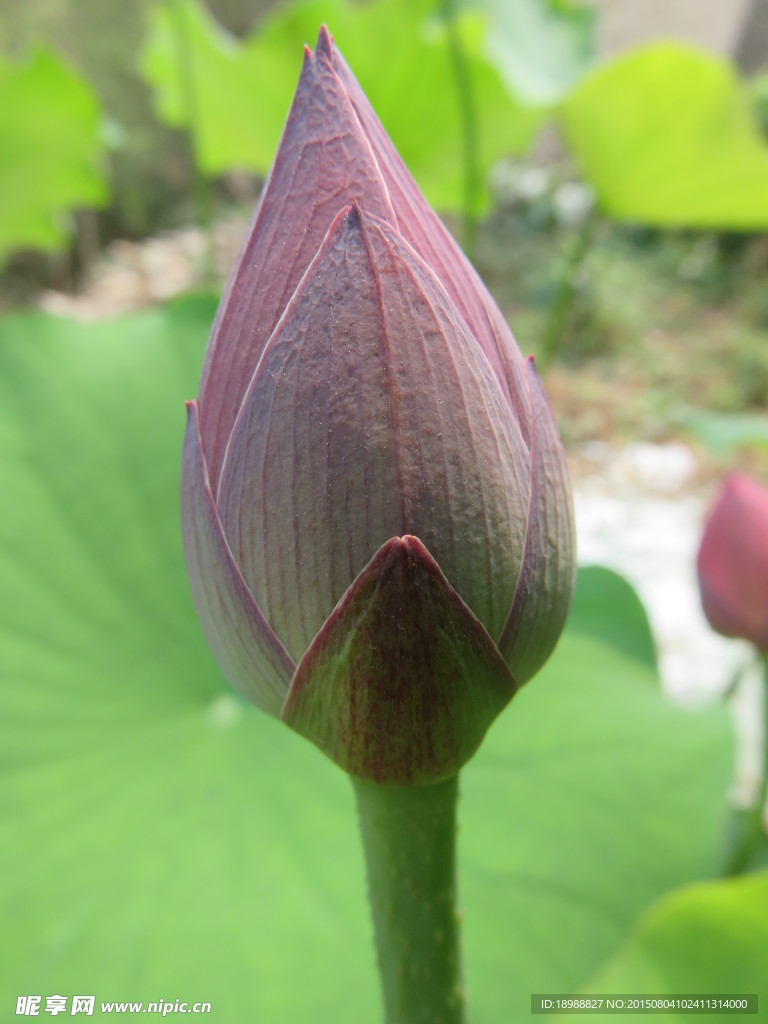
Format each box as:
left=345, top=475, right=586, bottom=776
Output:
left=469, top=0, right=595, bottom=104
left=724, top=805, right=768, bottom=877
left=0, top=49, right=109, bottom=264
left=568, top=565, right=657, bottom=672
left=464, top=631, right=731, bottom=1020
left=567, top=870, right=768, bottom=1021
left=141, top=0, right=296, bottom=173
left=560, top=44, right=768, bottom=229
left=141, top=0, right=543, bottom=213
left=683, top=408, right=768, bottom=457
left=0, top=299, right=731, bottom=1019
left=750, top=69, right=768, bottom=135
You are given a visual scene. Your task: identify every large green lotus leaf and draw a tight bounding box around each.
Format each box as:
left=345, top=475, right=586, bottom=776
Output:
left=682, top=409, right=768, bottom=458
left=0, top=49, right=108, bottom=264
left=141, top=0, right=543, bottom=213
left=567, top=565, right=657, bottom=673
left=561, top=870, right=768, bottom=1023
left=0, top=297, right=375, bottom=1020
left=469, top=0, right=596, bottom=104
left=462, top=634, right=729, bottom=1022
left=0, top=299, right=731, bottom=1020
left=560, top=44, right=768, bottom=229
left=141, top=0, right=295, bottom=174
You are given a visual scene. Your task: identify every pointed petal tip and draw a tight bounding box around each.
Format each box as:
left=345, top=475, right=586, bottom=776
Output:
left=399, top=534, right=430, bottom=559
left=184, top=400, right=200, bottom=446
left=184, top=401, right=202, bottom=456
left=330, top=201, right=397, bottom=252
left=281, top=534, right=518, bottom=784
left=347, top=198, right=362, bottom=226
left=316, top=24, right=334, bottom=59
left=326, top=201, right=363, bottom=240
left=364, top=535, right=432, bottom=572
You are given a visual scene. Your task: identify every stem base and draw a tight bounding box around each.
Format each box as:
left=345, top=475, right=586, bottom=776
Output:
left=353, top=774, right=466, bottom=1024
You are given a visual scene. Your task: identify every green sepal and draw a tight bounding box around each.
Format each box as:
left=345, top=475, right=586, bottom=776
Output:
left=281, top=535, right=518, bottom=785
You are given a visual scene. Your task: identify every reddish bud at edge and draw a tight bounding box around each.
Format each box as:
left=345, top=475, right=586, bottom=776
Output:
left=697, top=474, right=768, bottom=650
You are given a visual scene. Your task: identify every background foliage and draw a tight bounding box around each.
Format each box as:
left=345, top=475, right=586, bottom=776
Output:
left=561, top=43, right=768, bottom=228
left=0, top=49, right=108, bottom=263
left=0, top=300, right=736, bottom=1017
left=142, top=0, right=544, bottom=214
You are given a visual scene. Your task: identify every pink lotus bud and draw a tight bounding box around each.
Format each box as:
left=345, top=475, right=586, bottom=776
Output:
left=180, top=27, right=576, bottom=783
left=697, top=474, right=768, bottom=651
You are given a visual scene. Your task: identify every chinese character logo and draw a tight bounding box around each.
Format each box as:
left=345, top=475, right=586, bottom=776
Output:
left=71, top=997, right=95, bottom=1017
left=16, top=996, right=41, bottom=1016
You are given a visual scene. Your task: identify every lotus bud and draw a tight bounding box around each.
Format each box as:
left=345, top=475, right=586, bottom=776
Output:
left=697, top=474, right=768, bottom=651
left=180, top=26, right=576, bottom=784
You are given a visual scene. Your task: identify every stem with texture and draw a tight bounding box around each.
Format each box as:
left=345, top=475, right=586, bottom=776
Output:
left=172, top=0, right=215, bottom=283
left=538, top=218, right=594, bottom=371
left=725, top=652, right=768, bottom=875
left=440, top=0, right=480, bottom=261
left=353, top=774, right=467, bottom=1024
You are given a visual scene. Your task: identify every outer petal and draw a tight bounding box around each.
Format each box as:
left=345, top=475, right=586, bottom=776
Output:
left=697, top=474, right=768, bottom=650
left=198, top=34, right=397, bottom=489
left=180, top=401, right=295, bottom=713
left=216, top=204, right=530, bottom=662
left=497, top=358, right=576, bottom=683
left=324, top=27, right=531, bottom=439
left=281, top=535, right=518, bottom=785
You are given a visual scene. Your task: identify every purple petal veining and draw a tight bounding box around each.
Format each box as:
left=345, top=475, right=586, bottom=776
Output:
left=180, top=26, right=576, bottom=782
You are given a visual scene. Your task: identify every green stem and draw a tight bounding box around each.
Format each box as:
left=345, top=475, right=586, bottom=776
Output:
left=756, top=652, right=768, bottom=842
left=722, top=657, right=751, bottom=702
left=725, top=652, right=768, bottom=875
left=440, top=0, right=480, bottom=261
left=538, top=217, right=594, bottom=371
left=171, top=0, right=215, bottom=284
left=353, top=774, right=467, bottom=1024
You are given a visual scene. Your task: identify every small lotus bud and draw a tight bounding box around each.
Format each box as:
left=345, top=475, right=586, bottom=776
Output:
left=180, top=26, right=576, bottom=783
left=697, top=474, right=768, bottom=651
